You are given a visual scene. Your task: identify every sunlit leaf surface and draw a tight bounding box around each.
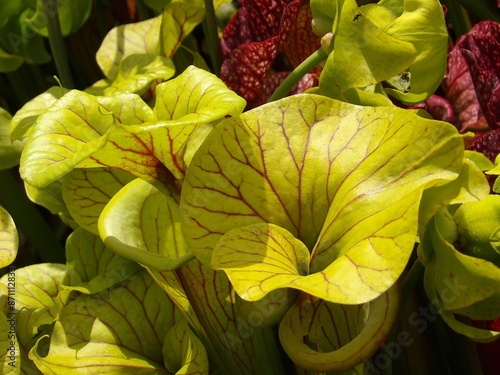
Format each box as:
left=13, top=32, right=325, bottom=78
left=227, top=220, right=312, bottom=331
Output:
left=181, top=93, right=463, bottom=303
left=0, top=206, right=18, bottom=268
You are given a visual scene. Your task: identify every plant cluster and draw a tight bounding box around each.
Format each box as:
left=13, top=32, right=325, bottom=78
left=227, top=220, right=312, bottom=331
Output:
left=0, top=0, right=499, bottom=374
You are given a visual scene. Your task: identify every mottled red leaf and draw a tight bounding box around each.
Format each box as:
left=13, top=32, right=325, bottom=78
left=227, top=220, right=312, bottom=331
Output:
left=468, top=128, right=500, bottom=162
left=282, top=3, right=321, bottom=72
left=221, top=0, right=290, bottom=52
left=457, top=20, right=500, bottom=128
left=220, top=0, right=302, bottom=103
left=442, top=46, right=489, bottom=132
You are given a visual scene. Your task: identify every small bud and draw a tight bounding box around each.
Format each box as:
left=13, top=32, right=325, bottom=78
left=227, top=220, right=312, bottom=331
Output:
left=321, top=32, right=335, bottom=54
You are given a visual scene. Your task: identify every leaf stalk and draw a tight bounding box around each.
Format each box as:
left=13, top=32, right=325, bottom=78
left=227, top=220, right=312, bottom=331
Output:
left=203, top=0, right=222, bottom=76
left=42, top=0, right=74, bottom=88
left=268, top=48, right=327, bottom=103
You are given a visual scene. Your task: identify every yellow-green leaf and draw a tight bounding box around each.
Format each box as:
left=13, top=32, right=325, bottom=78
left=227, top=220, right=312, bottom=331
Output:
left=0, top=207, right=17, bottom=268
left=62, top=168, right=135, bottom=235
left=181, top=93, right=463, bottom=303
left=64, top=228, right=142, bottom=294
left=96, top=16, right=162, bottom=79
left=212, top=223, right=310, bottom=301
left=279, top=286, right=400, bottom=372
left=99, top=178, right=193, bottom=270
left=30, top=270, right=182, bottom=373
left=163, top=320, right=209, bottom=375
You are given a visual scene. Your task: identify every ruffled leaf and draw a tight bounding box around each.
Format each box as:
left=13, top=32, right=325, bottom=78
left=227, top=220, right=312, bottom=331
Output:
left=320, top=0, right=417, bottom=97
left=86, top=54, right=175, bottom=96
left=126, top=65, right=246, bottom=179
left=30, top=270, right=182, bottom=373
left=99, top=178, right=192, bottom=270
left=181, top=93, right=463, bottom=303
left=9, top=86, right=69, bottom=141
left=212, top=223, right=310, bottom=301
left=279, top=286, right=400, bottom=372
left=0, top=263, right=70, bottom=350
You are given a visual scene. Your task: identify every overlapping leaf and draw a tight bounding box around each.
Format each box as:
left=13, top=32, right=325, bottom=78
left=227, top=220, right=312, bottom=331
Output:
left=181, top=93, right=463, bottom=304
left=0, top=5, right=51, bottom=70
left=30, top=270, right=182, bottom=373
left=383, top=0, right=448, bottom=103
left=424, top=257, right=500, bottom=343
left=319, top=0, right=416, bottom=98
left=163, top=320, right=209, bottom=375
left=127, top=65, right=246, bottom=179
left=95, top=16, right=162, bottom=79
left=431, top=217, right=500, bottom=311
left=212, top=223, right=310, bottom=301
left=279, top=286, right=399, bottom=372
left=96, top=2, right=205, bottom=80
left=149, top=261, right=289, bottom=374
left=9, top=86, right=69, bottom=141
left=153, top=259, right=288, bottom=375
left=64, top=228, right=142, bottom=294
left=418, top=158, right=490, bottom=244
left=86, top=54, right=175, bottom=96
left=19, top=90, right=161, bottom=188
left=98, top=178, right=192, bottom=270
left=19, top=90, right=124, bottom=188
left=0, top=263, right=71, bottom=352
left=25, top=179, right=76, bottom=229
left=317, top=0, right=447, bottom=105
left=62, top=168, right=135, bottom=234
